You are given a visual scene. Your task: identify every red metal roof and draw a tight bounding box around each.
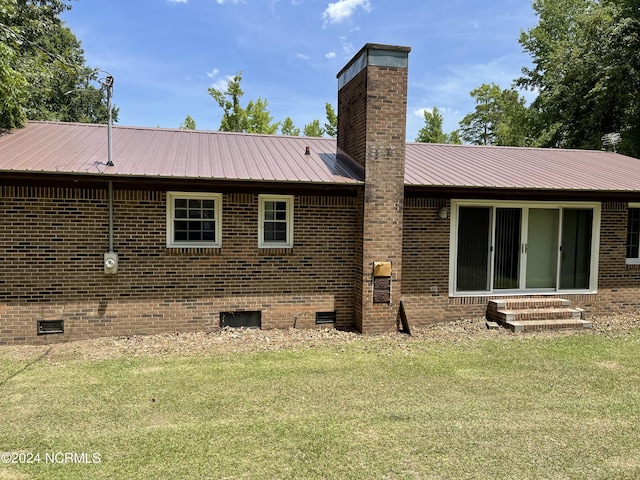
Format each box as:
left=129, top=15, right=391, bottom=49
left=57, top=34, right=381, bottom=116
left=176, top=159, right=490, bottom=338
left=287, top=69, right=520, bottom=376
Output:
left=405, top=142, right=640, bottom=191
left=1, top=122, right=639, bottom=192
left=0, top=122, right=363, bottom=185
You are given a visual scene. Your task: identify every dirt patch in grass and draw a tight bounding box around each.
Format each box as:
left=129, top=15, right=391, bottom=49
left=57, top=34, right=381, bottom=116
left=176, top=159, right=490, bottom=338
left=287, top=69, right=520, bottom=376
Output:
left=2, top=313, right=639, bottom=362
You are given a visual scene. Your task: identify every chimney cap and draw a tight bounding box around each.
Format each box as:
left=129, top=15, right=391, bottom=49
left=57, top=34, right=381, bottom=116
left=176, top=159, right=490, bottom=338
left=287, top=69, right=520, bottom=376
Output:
left=337, top=44, right=410, bottom=79
left=337, top=43, right=411, bottom=89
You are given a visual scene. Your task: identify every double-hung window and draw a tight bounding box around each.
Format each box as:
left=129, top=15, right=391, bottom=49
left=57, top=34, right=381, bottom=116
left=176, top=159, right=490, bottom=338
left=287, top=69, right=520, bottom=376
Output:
left=626, top=203, right=640, bottom=264
left=167, top=192, right=222, bottom=248
left=258, top=195, right=293, bottom=248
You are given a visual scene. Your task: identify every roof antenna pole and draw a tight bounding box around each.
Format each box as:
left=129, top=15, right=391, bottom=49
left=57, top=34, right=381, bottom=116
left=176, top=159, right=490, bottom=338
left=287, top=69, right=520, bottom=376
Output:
left=105, top=75, right=114, bottom=167
left=67, top=71, right=115, bottom=166
left=601, top=132, right=621, bottom=153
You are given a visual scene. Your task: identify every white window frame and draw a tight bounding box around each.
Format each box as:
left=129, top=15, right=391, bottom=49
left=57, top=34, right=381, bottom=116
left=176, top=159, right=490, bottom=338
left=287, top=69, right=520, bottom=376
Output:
left=626, top=202, right=640, bottom=265
left=449, top=199, right=601, bottom=296
left=258, top=194, right=294, bottom=248
left=166, top=192, right=222, bottom=248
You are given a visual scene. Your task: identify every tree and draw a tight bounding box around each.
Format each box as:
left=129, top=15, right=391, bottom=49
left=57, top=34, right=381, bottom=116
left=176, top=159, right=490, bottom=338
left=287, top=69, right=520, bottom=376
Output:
left=492, top=89, right=538, bottom=147
left=0, top=41, right=27, bottom=129
left=0, top=0, right=115, bottom=130
left=281, top=117, right=300, bottom=136
left=448, top=130, right=462, bottom=145
left=459, top=84, right=533, bottom=146
left=180, top=115, right=196, bottom=130
left=208, top=72, right=279, bottom=134
left=208, top=72, right=247, bottom=132
left=245, top=98, right=279, bottom=134
left=459, top=84, right=502, bottom=145
left=517, top=0, right=640, bottom=156
left=324, top=103, right=337, bottom=138
left=303, top=119, right=323, bottom=137
left=416, top=107, right=446, bottom=143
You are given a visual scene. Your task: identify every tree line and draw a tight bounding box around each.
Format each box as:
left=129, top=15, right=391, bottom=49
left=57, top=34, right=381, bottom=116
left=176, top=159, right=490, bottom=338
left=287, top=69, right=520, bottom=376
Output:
left=418, top=0, right=639, bottom=157
left=2, top=0, right=638, bottom=157
left=186, top=71, right=337, bottom=138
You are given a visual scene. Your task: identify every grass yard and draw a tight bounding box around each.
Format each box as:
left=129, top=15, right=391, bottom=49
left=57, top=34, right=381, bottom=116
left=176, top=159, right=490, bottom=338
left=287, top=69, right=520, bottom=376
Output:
left=0, top=323, right=639, bottom=479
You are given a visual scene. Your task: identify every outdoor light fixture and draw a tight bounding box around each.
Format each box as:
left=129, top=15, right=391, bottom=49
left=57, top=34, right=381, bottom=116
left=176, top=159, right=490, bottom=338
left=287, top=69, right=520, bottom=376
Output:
left=438, top=206, right=449, bottom=220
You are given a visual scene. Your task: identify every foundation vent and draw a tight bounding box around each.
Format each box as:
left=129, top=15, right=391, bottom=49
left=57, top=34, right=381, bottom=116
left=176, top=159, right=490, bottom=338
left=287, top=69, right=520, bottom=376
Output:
left=220, top=311, right=261, bottom=329
left=37, top=320, right=64, bottom=335
left=316, top=311, right=336, bottom=325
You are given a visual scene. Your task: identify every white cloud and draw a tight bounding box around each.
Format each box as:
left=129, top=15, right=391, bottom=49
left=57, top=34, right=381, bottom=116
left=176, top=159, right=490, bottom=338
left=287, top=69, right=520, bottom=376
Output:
left=325, top=51, right=336, bottom=59
left=322, top=0, right=371, bottom=26
left=210, top=75, right=235, bottom=91
left=167, top=0, right=187, bottom=3
left=413, top=107, right=454, bottom=118
left=205, top=68, right=231, bottom=90
left=296, top=53, right=310, bottom=60
left=216, top=0, right=241, bottom=4
left=339, top=36, right=354, bottom=57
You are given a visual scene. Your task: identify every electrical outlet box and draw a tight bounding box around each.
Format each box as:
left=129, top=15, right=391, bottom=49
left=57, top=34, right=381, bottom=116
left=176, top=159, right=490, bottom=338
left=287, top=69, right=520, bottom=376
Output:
left=104, top=252, right=118, bottom=275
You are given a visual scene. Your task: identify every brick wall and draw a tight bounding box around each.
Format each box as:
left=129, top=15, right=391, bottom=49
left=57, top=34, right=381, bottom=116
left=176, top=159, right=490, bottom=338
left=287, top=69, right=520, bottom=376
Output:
left=402, top=198, right=640, bottom=325
left=402, top=197, right=451, bottom=323
left=4, top=190, right=640, bottom=344
left=0, top=186, right=358, bottom=344
left=592, top=201, right=640, bottom=313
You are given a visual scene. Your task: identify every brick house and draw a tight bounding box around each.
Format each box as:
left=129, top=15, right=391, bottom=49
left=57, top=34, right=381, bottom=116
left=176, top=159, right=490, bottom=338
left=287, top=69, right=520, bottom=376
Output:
left=2, top=43, right=640, bottom=344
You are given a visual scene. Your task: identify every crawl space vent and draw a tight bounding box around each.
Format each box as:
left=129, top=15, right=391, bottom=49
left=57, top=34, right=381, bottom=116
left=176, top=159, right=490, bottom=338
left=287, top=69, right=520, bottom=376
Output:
left=220, top=311, right=261, bottom=329
left=316, top=311, right=336, bottom=325
left=37, top=320, right=64, bottom=335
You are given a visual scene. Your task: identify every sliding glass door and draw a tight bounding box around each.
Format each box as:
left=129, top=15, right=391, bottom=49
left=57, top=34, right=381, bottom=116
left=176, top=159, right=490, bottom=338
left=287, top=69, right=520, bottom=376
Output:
left=525, top=208, right=559, bottom=289
left=560, top=209, right=594, bottom=289
left=453, top=202, right=599, bottom=295
left=493, top=208, right=522, bottom=289
left=456, top=206, right=491, bottom=291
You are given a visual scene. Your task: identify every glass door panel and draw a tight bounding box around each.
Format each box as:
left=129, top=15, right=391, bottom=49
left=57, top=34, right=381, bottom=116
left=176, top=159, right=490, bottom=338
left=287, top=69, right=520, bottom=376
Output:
left=456, top=206, right=491, bottom=291
left=525, top=208, right=559, bottom=289
left=560, top=209, right=593, bottom=289
left=493, top=208, right=522, bottom=289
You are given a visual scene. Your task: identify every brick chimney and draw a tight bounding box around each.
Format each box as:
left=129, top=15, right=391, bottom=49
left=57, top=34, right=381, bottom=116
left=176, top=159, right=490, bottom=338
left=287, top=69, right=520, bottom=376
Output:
left=337, top=44, right=410, bottom=333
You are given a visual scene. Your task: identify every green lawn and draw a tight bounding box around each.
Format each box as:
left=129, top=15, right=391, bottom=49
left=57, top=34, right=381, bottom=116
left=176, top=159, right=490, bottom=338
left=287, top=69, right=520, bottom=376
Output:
left=1, top=329, right=639, bottom=479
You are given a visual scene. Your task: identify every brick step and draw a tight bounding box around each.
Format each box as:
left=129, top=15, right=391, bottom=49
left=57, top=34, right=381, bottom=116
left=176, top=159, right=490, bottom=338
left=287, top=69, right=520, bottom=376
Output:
left=486, top=297, right=591, bottom=333
left=488, top=298, right=570, bottom=310
left=497, top=307, right=583, bottom=323
left=505, top=319, right=593, bottom=333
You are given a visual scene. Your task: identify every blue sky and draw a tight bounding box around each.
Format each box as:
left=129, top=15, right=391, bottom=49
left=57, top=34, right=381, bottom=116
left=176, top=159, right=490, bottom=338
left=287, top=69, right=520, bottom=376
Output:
left=62, top=0, right=538, bottom=140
